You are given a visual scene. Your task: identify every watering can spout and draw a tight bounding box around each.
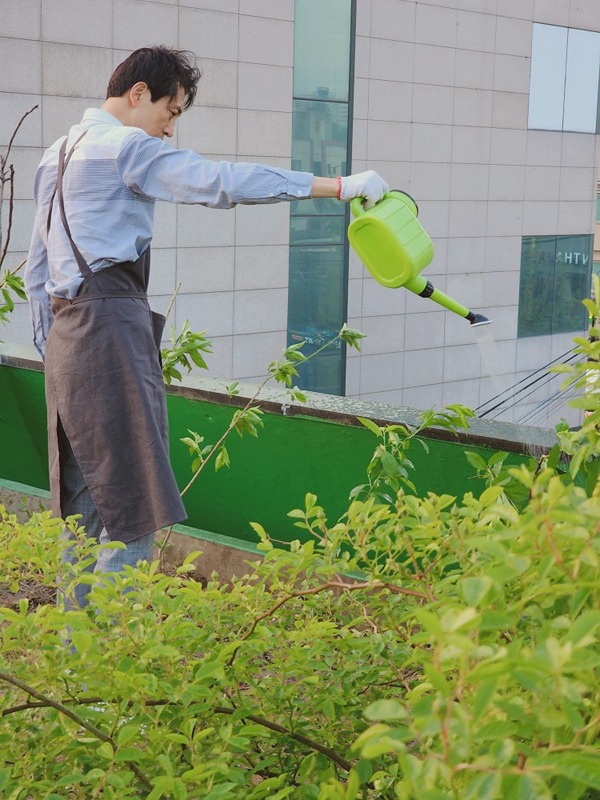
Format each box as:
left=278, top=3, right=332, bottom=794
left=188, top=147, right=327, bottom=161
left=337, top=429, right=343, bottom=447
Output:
left=466, top=311, right=492, bottom=327
left=408, top=277, right=492, bottom=326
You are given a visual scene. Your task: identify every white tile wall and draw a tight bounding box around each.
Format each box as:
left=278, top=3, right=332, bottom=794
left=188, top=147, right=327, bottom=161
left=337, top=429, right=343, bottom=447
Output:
left=234, top=245, right=289, bottom=290
left=232, top=330, right=287, bottom=379
left=456, top=10, right=497, bottom=52
left=232, top=287, right=287, bottom=334
left=238, top=64, right=293, bottom=112
left=175, top=290, right=234, bottom=339
left=177, top=246, right=235, bottom=294
left=0, top=38, right=42, bottom=95
left=114, top=0, right=179, bottom=52
left=237, top=110, right=292, bottom=158
left=238, top=15, right=293, bottom=67
left=178, top=8, right=239, bottom=62
left=371, top=0, right=416, bottom=42
left=414, top=44, right=456, bottom=87
left=492, top=91, right=529, bottom=129
left=239, top=0, right=294, bottom=21
left=1, top=0, right=596, bottom=429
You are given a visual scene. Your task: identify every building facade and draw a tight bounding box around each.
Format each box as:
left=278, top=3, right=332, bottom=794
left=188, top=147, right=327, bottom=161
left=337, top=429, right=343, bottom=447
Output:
left=2, top=0, right=599, bottom=427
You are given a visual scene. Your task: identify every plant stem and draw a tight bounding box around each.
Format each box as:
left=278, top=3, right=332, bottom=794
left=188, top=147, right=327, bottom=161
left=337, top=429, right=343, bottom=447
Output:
left=227, top=578, right=430, bottom=666
left=0, top=669, right=153, bottom=791
left=165, top=281, right=182, bottom=320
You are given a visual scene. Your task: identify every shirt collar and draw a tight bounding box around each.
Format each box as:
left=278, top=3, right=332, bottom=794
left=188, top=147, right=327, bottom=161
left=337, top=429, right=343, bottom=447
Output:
left=81, top=108, right=124, bottom=128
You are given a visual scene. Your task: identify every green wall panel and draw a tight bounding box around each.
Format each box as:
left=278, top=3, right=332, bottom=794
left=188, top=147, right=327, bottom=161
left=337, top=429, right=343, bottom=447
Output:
left=1, top=363, right=523, bottom=544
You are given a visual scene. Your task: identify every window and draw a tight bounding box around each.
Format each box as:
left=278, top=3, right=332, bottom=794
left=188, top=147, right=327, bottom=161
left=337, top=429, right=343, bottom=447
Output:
left=528, top=24, right=600, bottom=133
left=287, top=0, right=354, bottom=395
left=518, top=235, right=593, bottom=337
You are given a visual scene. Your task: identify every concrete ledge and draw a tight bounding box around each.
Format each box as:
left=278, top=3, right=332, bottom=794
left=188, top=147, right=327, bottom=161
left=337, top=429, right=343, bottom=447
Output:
left=0, top=340, right=558, bottom=456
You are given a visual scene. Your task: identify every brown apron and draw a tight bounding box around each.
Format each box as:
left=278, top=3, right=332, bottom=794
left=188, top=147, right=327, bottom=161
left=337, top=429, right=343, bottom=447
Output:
left=44, top=134, right=186, bottom=543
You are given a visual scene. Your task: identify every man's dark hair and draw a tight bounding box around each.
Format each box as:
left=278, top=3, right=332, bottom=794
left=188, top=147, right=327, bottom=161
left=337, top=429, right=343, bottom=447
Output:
left=106, top=46, right=201, bottom=110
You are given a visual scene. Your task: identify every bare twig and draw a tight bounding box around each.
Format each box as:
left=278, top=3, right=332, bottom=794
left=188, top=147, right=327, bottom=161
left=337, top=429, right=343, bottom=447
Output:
left=0, top=104, right=39, bottom=267
left=1, top=105, right=39, bottom=166
left=0, top=165, right=15, bottom=270
left=165, top=280, right=182, bottom=321
left=158, top=374, right=271, bottom=566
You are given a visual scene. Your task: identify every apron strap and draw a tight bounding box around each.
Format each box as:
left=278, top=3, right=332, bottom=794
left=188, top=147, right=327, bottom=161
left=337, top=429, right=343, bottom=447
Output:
left=46, top=132, right=86, bottom=236
left=47, top=131, right=92, bottom=278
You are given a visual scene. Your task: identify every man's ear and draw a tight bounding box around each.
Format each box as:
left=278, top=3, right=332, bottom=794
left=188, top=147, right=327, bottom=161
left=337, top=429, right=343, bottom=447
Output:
left=129, top=82, right=148, bottom=106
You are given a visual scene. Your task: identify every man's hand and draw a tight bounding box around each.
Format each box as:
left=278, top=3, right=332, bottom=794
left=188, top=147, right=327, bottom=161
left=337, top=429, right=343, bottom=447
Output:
left=339, top=170, right=390, bottom=209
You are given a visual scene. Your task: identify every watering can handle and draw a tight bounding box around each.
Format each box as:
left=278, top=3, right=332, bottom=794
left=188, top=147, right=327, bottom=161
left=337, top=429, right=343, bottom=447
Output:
left=349, top=189, right=419, bottom=219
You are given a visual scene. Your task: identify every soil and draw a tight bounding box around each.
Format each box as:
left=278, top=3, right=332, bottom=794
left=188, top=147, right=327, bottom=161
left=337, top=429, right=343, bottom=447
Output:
left=0, top=581, right=56, bottom=610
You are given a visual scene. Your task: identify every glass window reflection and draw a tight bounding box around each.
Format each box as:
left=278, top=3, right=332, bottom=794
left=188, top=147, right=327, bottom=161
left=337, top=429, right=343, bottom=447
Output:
left=518, top=235, right=592, bottom=337
left=294, top=0, right=352, bottom=102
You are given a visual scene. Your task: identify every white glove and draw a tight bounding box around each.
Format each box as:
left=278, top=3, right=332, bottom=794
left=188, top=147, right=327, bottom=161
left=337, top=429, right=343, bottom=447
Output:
left=339, top=170, right=390, bottom=210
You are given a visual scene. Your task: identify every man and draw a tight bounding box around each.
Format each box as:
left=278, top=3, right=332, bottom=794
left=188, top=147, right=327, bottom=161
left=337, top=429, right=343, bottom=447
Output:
left=25, top=46, right=389, bottom=608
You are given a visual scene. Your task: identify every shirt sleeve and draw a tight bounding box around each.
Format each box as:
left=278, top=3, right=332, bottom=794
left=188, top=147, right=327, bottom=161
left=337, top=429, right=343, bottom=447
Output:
left=116, top=134, right=314, bottom=208
left=24, top=210, right=53, bottom=359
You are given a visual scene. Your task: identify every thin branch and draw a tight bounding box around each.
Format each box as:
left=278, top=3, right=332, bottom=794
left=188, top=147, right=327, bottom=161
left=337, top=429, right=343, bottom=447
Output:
left=2, top=696, right=170, bottom=716
left=165, top=281, right=182, bottom=321
left=227, top=578, right=430, bottom=666
left=0, top=166, right=15, bottom=270
left=0, top=689, right=353, bottom=774
left=0, top=105, right=38, bottom=262
left=1, top=105, right=39, bottom=166
left=179, top=380, right=270, bottom=500
left=213, top=705, right=353, bottom=772
left=0, top=670, right=152, bottom=791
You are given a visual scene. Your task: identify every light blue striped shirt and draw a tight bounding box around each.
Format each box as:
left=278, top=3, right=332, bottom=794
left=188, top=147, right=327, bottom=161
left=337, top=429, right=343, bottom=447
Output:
left=25, top=107, right=314, bottom=356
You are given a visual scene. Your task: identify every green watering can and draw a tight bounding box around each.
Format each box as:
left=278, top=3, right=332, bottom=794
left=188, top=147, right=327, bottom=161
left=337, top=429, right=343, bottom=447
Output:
left=348, top=191, right=491, bottom=326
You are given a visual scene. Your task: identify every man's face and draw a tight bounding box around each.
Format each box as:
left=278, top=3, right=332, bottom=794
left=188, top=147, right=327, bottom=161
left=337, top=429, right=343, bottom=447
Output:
left=133, top=84, right=185, bottom=139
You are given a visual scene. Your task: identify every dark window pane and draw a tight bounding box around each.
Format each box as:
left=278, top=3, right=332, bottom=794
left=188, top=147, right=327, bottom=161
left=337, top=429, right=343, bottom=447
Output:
left=518, top=234, right=592, bottom=337
left=552, top=235, right=593, bottom=333
left=288, top=245, right=346, bottom=394
left=288, top=3, right=353, bottom=395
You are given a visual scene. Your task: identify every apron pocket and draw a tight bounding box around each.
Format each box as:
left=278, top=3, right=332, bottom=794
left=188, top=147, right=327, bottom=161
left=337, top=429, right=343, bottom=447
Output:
left=150, top=310, right=166, bottom=351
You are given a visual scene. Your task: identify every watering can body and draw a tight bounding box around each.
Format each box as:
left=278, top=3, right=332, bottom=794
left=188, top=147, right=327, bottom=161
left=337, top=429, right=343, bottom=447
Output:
left=347, top=190, right=434, bottom=289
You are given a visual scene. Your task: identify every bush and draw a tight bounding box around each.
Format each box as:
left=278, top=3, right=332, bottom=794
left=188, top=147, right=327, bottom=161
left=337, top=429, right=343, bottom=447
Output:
left=0, top=297, right=598, bottom=799
left=0, top=460, right=598, bottom=798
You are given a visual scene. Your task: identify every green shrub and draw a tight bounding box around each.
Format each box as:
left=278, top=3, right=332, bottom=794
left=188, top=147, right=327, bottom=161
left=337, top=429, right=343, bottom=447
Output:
left=0, top=299, right=597, bottom=799
left=0, top=452, right=599, bottom=798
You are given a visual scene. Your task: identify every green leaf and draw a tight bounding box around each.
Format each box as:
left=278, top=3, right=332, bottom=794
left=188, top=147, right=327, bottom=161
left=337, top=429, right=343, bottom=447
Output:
left=564, top=611, right=600, bottom=647
left=364, top=699, right=407, bottom=721
left=215, top=446, right=230, bottom=471
left=0, top=769, right=11, bottom=791
left=357, top=416, right=383, bottom=437
left=472, top=678, right=498, bottom=724
left=116, top=724, right=139, bottom=747
left=515, top=773, right=553, bottom=800
left=193, top=659, right=225, bottom=681
left=96, top=742, right=114, bottom=760
left=115, top=746, right=144, bottom=762
left=464, top=772, right=501, bottom=800
left=147, top=776, right=174, bottom=800
left=465, top=451, right=488, bottom=471
left=70, top=629, right=93, bottom=655
left=477, top=721, right=518, bottom=740
left=461, top=576, right=493, bottom=606
left=535, top=753, right=600, bottom=790
left=1, top=289, right=14, bottom=312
